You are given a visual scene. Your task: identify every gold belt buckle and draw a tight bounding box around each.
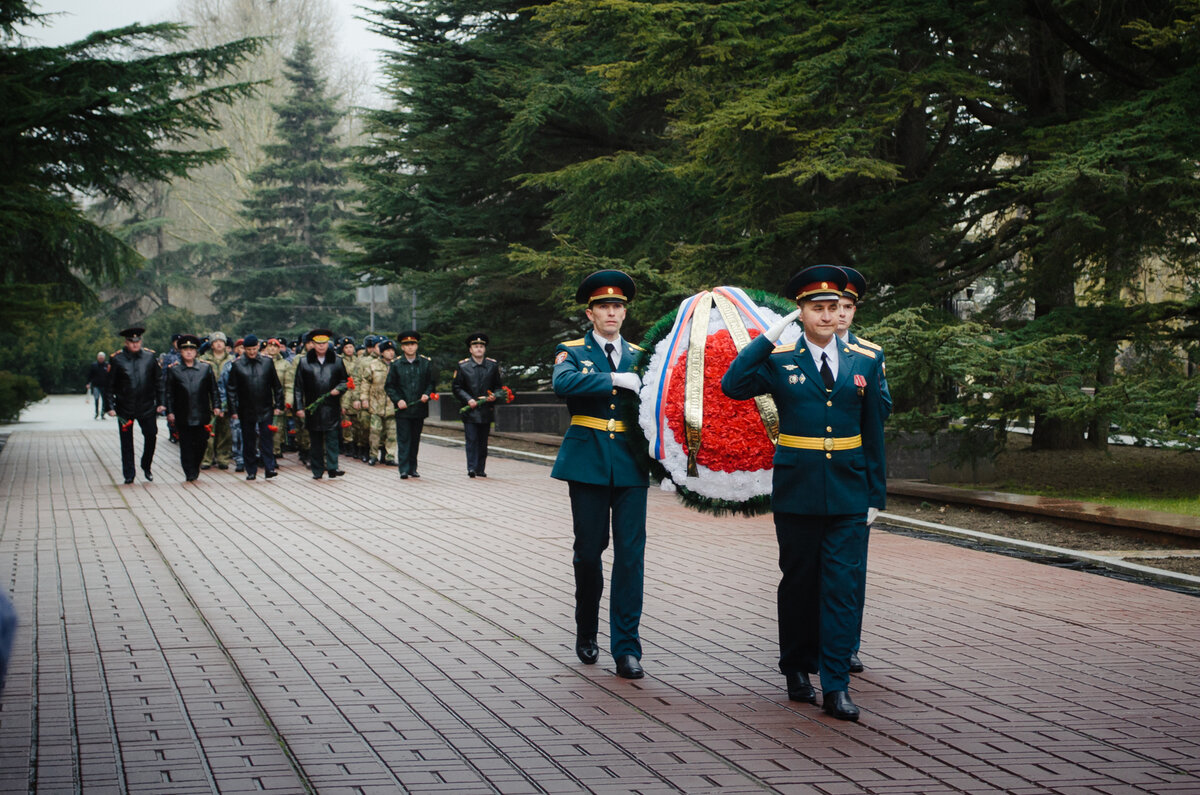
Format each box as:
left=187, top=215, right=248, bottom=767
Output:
left=606, top=418, right=616, bottom=432
left=823, top=437, right=835, bottom=451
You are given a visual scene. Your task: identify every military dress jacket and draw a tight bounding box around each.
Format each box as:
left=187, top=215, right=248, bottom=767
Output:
left=164, top=361, right=219, bottom=426
left=847, top=330, right=892, bottom=419
left=385, top=355, right=436, bottom=419
left=721, top=333, right=886, bottom=516
left=550, top=334, right=649, bottom=488
left=107, top=347, right=163, bottom=419
left=452, top=357, right=503, bottom=424
left=294, top=351, right=350, bottom=432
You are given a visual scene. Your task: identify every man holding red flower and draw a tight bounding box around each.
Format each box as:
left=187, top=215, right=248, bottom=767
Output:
left=452, top=332, right=507, bottom=478
left=294, top=329, right=351, bottom=480
left=165, top=335, right=221, bottom=482
left=721, top=265, right=887, bottom=722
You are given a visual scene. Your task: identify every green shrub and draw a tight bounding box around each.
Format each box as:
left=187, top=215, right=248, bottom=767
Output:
left=0, top=371, right=44, bottom=422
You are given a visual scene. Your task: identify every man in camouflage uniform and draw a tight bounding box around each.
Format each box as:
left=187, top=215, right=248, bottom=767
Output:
left=264, top=338, right=288, bottom=458
left=200, top=332, right=234, bottom=469
left=360, top=338, right=397, bottom=465
left=337, top=337, right=360, bottom=458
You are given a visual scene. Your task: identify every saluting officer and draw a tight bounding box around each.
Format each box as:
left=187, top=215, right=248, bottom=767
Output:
left=551, top=270, right=650, bottom=680
left=164, top=335, right=221, bottom=482
left=106, top=326, right=164, bottom=484
left=451, top=332, right=505, bottom=478
left=385, top=331, right=436, bottom=479
left=721, top=265, right=887, bottom=721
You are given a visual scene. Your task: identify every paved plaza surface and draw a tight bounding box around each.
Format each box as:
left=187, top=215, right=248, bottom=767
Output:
left=1, top=402, right=1199, bottom=793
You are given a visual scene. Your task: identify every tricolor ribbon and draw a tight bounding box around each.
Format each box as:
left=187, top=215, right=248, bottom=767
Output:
left=648, top=287, right=782, bottom=462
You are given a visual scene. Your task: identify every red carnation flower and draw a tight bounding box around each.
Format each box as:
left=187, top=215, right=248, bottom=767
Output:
left=664, top=329, right=774, bottom=473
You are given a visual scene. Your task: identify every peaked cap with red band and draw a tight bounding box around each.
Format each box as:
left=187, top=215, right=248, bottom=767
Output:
left=575, top=269, right=636, bottom=306
left=840, top=266, right=867, bottom=302
left=784, top=264, right=847, bottom=303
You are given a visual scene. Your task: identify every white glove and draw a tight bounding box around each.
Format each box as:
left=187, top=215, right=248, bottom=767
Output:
left=867, top=507, right=879, bottom=526
left=611, top=372, right=641, bottom=392
left=766, top=307, right=802, bottom=341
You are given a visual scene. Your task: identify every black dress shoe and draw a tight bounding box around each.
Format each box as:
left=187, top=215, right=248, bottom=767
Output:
left=201, top=464, right=211, bottom=470
left=400, top=473, right=408, bottom=479
left=476, top=472, right=487, bottom=478
left=235, top=464, right=245, bottom=472
left=328, top=469, right=344, bottom=478
left=823, top=690, right=860, bottom=721
left=849, top=653, right=864, bottom=673
left=575, top=635, right=598, bottom=664
left=217, top=463, right=228, bottom=470
left=785, top=672, right=816, bottom=703
left=368, top=456, right=378, bottom=466
left=265, top=470, right=277, bottom=479
left=246, top=473, right=256, bottom=480
left=142, top=469, right=153, bottom=482
left=615, top=655, right=644, bottom=679
left=124, top=477, right=134, bottom=484
left=312, top=472, right=323, bottom=479
left=409, top=471, right=420, bottom=478
left=468, top=471, right=476, bottom=478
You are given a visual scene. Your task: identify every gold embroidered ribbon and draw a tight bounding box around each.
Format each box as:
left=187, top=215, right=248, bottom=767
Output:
left=712, top=291, right=780, bottom=444
left=684, top=292, right=713, bottom=475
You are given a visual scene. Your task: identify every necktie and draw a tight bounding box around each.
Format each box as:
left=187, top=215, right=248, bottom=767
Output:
left=820, top=352, right=835, bottom=391
left=605, top=342, right=617, bottom=371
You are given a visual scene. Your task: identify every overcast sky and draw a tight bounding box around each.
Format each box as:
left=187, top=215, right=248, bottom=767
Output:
left=21, top=0, right=390, bottom=101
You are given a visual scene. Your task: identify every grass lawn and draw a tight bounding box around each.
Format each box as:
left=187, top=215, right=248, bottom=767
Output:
left=942, top=433, right=1200, bottom=516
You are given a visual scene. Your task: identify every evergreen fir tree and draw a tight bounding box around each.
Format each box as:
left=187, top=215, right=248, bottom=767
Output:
left=214, top=40, right=360, bottom=336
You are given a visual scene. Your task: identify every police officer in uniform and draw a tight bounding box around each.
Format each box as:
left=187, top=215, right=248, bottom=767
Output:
left=721, top=265, right=887, bottom=721
left=385, top=331, right=436, bottom=479
left=106, top=326, right=164, bottom=484
left=452, top=332, right=505, bottom=478
left=551, top=270, right=650, bottom=679
left=164, top=335, right=221, bottom=482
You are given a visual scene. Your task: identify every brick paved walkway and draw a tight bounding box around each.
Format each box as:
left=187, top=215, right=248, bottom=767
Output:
left=1, top=427, right=1198, bottom=794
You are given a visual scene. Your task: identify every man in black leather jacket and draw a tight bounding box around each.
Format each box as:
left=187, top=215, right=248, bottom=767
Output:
left=451, top=332, right=505, bottom=478
left=294, top=329, right=350, bottom=480
left=106, top=326, right=164, bottom=484
left=165, top=335, right=222, bottom=482
left=227, top=334, right=284, bottom=481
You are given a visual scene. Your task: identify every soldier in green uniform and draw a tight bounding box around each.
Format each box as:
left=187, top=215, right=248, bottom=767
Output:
left=721, top=265, right=887, bottom=721
left=337, top=337, right=359, bottom=457
left=836, top=266, right=891, bottom=676
left=361, top=339, right=398, bottom=465
left=385, top=331, right=436, bottom=479
left=551, top=270, right=650, bottom=680
left=199, top=332, right=234, bottom=470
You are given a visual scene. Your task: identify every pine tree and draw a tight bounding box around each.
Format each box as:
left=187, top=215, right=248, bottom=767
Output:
left=0, top=0, right=261, bottom=333
left=213, top=40, right=359, bottom=337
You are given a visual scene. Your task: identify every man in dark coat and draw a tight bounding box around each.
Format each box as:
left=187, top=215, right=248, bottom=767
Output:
left=227, top=334, right=284, bottom=481
left=385, top=330, right=437, bottom=479
left=452, top=332, right=505, bottom=478
left=106, top=326, right=164, bottom=484
left=550, top=270, right=650, bottom=680
left=164, top=335, right=222, bottom=482
left=294, top=329, right=350, bottom=480
left=85, top=351, right=110, bottom=419
left=721, top=265, right=887, bottom=721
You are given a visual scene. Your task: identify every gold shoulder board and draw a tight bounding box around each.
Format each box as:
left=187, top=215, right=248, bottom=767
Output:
left=771, top=342, right=796, bottom=354
left=459, top=358, right=469, bottom=364
left=562, top=338, right=586, bottom=347
left=627, top=342, right=646, bottom=352
left=855, top=336, right=883, bottom=351
left=846, top=342, right=877, bottom=359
